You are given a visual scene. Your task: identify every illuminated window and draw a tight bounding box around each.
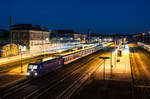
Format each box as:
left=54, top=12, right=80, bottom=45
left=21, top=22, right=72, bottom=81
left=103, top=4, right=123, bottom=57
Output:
left=28, top=65, right=38, bottom=69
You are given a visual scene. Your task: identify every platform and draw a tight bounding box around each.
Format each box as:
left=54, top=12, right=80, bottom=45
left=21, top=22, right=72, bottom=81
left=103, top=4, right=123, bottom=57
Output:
left=0, top=64, right=27, bottom=88
left=74, top=45, right=132, bottom=99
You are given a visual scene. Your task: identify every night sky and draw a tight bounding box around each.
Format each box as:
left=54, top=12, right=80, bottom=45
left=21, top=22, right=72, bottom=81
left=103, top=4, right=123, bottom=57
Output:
left=0, top=0, right=150, bottom=34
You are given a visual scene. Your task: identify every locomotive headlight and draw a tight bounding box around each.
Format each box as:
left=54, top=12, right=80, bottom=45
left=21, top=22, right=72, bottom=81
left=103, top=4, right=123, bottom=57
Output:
left=27, top=72, right=30, bottom=75
left=34, top=72, right=38, bottom=76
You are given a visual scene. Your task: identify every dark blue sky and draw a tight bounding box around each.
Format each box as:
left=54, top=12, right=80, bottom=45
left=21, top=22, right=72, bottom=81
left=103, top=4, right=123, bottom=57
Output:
left=0, top=0, right=150, bottom=34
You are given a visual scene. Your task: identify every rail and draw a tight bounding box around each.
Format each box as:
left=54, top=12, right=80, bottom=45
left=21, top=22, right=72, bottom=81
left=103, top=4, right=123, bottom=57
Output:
left=0, top=49, right=105, bottom=98
left=129, top=47, right=150, bottom=99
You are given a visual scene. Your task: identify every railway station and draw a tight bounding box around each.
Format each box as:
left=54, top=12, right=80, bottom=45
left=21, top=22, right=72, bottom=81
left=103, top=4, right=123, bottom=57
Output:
left=75, top=45, right=132, bottom=99
left=0, top=26, right=150, bottom=99
left=1, top=0, right=150, bottom=98
left=0, top=36, right=150, bottom=99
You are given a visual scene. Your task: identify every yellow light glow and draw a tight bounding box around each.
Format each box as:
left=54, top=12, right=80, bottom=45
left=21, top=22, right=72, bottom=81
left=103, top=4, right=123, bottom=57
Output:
left=142, top=33, right=145, bottom=36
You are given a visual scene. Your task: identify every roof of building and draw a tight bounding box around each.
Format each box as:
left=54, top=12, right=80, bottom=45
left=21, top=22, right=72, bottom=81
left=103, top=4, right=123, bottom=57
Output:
left=10, top=24, right=49, bottom=32
left=54, top=30, right=74, bottom=33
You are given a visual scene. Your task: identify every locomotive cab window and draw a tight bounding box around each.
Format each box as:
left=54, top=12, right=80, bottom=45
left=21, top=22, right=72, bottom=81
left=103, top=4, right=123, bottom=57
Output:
left=28, top=65, right=38, bottom=70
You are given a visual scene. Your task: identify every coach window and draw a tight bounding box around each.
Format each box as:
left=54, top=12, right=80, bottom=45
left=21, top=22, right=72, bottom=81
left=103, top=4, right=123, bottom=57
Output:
left=66, top=57, right=69, bottom=61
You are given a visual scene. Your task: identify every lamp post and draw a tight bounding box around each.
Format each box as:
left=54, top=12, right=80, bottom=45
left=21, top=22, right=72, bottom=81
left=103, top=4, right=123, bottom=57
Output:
left=9, top=16, right=12, bottom=56
left=99, top=57, right=110, bottom=80
left=42, top=31, right=45, bottom=57
left=114, top=40, right=117, bottom=68
left=19, top=46, right=23, bottom=73
left=56, top=24, right=58, bottom=46
left=110, top=51, right=113, bottom=78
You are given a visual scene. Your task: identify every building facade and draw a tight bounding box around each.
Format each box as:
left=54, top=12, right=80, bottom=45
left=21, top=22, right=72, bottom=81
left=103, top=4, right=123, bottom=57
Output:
left=50, top=30, right=87, bottom=43
left=80, top=34, right=87, bottom=43
left=10, top=24, right=50, bottom=51
left=74, top=33, right=81, bottom=41
left=51, top=30, right=74, bottom=42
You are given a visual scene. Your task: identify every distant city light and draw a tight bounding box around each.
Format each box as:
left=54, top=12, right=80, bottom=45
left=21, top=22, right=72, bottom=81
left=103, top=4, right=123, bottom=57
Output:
left=142, top=33, right=145, bottom=35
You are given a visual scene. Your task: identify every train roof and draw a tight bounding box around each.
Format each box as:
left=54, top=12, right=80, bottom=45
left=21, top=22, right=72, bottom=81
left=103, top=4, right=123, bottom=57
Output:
left=29, top=56, right=59, bottom=64
left=58, top=46, right=94, bottom=56
left=59, top=43, right=111, bottom=57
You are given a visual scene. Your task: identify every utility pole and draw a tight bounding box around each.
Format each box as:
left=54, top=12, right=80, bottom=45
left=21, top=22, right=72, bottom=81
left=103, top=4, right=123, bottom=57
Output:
left=103, top=59, right=106, bottom=80
left=20, top=50, right=23, bottom=73
left=9, top=16, right=12, bottom=56
left=42, top=31, right=44, bottom=57
left=56, top=24, right=58, bottom=45
left=88, top=28, right=90, bottom=43
left=115, top=40, right=117, bottom=68
left=110, top=51, right=113, bottom=78
left=9, top=16, right=12, bottom=43
left=99, top=57, right=110, bottom=80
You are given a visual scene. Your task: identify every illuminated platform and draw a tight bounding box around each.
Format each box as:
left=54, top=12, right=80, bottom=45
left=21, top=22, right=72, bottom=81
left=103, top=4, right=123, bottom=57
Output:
left=75, top=45, right=132, bottom=99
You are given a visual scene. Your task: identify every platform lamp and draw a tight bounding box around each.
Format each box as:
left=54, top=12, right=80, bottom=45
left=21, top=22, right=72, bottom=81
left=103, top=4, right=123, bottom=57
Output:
left=18, top=44, right=23, bottom=73
left=99, top=57, right=110, bottom=80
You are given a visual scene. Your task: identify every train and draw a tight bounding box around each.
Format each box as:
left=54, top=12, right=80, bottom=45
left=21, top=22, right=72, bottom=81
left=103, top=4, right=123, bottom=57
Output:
left=27, top=43, right=112, bottom=78
left=27, top=57, right=64, bottom=77
left=137, top=42, right=150, bottom=52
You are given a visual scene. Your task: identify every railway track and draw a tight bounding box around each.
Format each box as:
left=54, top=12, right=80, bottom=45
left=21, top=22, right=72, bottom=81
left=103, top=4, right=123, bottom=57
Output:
left=138, top=47, right=150, bottom=59
left=0, top=54, right=52, bottom=74
left=25, top=58, right=103, bottom=99
left=130, top=46, right=150, bottom=99
left=56, top=61, right=102, bottom=99
left=0, top=47, right=113, bottom=99
left=0, top=79, right=30, bottom=98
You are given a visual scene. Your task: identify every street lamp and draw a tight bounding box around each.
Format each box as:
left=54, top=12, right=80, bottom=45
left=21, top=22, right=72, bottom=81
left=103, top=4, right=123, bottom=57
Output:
left=56, top=24, right=58, bottom=46
left=110, top=51, right=113, bottom=78
left=19, top=45, right=23, bottom=73
left=42, top=31, right=45, bottom=57
left=99, top=57, right=110, bottom=80
left=20, top=51, right=23, bottom=73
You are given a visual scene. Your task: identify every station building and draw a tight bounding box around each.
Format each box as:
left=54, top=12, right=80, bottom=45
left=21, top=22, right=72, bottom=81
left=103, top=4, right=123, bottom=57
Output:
left=50, top=30, right=87, bottom=44
left=133, top=33, right=150, bottom=44
left=51, top=30, right=75, bottom=42
left=10, top=24, right=50, bottom=52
